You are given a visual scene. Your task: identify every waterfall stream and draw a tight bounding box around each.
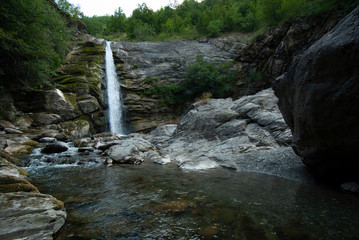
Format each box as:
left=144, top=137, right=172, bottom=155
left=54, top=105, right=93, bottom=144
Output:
left=105, top=41, right=125, bottom=135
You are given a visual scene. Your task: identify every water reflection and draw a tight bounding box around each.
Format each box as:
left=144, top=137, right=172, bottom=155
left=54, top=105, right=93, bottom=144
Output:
left=27, top=162, right=359, bottom=239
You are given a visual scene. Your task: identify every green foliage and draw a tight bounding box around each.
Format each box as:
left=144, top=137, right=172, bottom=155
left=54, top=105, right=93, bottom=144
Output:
left=82, top=0, right=359, bottom=42
left=242, top=70, right=266, bottom=82
left=82, top=16, right=111, bottom=38
left=55, top=0, right=83, bottom=20
left=184, top=55, right=237, bottom=98
left=207, top=20, right=224, bottom=37
left=143, top=55, right=238, bottom=106
left=145, top=83, right=187, bottom=106
left=0, top=0, right=71, bottom=90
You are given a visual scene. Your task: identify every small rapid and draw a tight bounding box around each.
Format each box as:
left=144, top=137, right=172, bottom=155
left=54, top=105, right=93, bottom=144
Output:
left=105, top=41, right=126, bottom=135
left=25, top=142, right=103, bottom=170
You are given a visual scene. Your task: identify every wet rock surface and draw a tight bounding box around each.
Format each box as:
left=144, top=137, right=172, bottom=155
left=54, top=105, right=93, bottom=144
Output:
left=274, top=6, right=359, bottom=182
left=41, top=143, right=69, bottom=154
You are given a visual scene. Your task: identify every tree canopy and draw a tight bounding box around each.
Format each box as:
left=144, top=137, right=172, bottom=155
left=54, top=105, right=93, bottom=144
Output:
left=83, top=0, right=359, bottom=41
left=0, top=0, right=71, bottom=90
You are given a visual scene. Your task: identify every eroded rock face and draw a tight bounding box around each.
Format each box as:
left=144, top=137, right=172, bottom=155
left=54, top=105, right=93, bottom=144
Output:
left=11, top=38, right=106, bottom=134
left=145, top=88, right=310, bottom=182
left=235, top=13, right=340, bottom=98
left=111, top=39, right=244, bottom=132
left=274, top=6, right=359, bottom=181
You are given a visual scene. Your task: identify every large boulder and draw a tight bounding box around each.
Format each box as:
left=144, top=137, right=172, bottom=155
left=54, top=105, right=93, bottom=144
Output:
left=0, top=192, right=66, bottom=240
left=0, top=157, right=66, bottom=239
left=106, top=134, right=155, bottom=164
left=274, top=7, right=359, bottom=181
left=41, top=143, right=68, bottom=154
left=147, top=89, right=310, bottom=182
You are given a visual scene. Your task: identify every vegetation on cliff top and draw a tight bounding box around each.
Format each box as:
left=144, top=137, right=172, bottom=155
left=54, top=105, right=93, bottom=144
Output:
left=83, top=0, right=359, bottom=41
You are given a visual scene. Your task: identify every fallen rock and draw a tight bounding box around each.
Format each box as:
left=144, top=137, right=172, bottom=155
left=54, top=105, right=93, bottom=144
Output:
left=59, top=120, right=90, bottom=139
left=0, top=157, right=29, bottom=180
left=0, top=175, right=39, bottom=193
left=0, top=120, right=17, bottom=130
left=4, top=128, right=23, bottom=134
left=78, top=95, right=100, bottom=113
left=4, top=144, right=33, bottom=158
left=39, top=137, right=57, bottom=143
left=45, top=89, right=80, bottom=121
left=31, top=112, right=61, bottom=126
left=274, top=6, right=359, bottom=181
left=41, top=143, right=68, bottom=154
left=106, top=134, right=153, bottom=164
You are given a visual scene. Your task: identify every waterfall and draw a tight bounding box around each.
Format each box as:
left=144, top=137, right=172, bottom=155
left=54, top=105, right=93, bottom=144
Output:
left=105, top=41, right=125, bottom=135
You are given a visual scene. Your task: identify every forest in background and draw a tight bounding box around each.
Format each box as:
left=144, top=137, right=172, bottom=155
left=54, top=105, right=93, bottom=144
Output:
left=0, top=0, right=358, bottom=92
left=82, top=0, right=359, bottom=41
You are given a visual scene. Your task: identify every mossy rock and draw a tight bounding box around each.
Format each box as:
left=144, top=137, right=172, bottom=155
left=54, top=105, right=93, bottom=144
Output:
left=17, top=168, right=29, bottom=177
left=7, top=145, right=34, bottom=158
left=22, top=141, right=41, bottom=148
left=0, top=176, right=39, bottom=193
left=56, top=76, right=88, bottom=85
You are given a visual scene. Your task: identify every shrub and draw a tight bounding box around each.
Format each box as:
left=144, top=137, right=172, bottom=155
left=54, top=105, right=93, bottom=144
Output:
left=184, top=55, right=237, bottom=98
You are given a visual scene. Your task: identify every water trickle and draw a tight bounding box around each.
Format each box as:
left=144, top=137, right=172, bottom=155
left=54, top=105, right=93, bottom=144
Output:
left=105, top=41, right=125, bottom=135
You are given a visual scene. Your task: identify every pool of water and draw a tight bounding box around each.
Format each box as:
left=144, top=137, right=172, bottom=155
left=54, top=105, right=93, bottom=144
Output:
left=25, top=155, right=359, bottom=240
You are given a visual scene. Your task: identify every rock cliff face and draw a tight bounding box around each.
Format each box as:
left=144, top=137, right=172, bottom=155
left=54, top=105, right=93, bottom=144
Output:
left=12, top=36, right=106, bottom=139
left=274, top=6, right=359, bottom=182
left=111, top=38, right=245, bottom=132
left=235, top=13, right=340, bottom=97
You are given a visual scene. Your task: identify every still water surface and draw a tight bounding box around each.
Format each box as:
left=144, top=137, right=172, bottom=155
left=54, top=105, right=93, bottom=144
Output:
left=26, top=150, right=359, bottom=240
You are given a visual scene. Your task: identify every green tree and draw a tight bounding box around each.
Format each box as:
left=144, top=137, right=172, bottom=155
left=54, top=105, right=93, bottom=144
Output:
left=108, top=7, right=126, bottom=33
left=207, top=20, right=224, bottom=36
left=257, top=0, right=283, bottom=26
left=0, top=0, right=71, bottom=90
left=184, top=55, right=236, bottom=98
left=55, top=0, right=83, bottom=19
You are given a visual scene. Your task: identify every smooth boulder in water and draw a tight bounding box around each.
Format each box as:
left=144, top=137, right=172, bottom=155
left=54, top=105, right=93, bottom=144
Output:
left=41, top=143, right=68, bottom=154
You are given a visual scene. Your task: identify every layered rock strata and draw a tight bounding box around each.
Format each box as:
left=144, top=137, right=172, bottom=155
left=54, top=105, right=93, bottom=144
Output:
left=0, top=157, right=66, bottom=240
left=111, top=38, right=245, bottom=132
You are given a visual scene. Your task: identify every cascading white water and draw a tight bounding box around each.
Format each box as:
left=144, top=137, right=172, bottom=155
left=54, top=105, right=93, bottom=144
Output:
left=105, top=41, right=125, bottom=134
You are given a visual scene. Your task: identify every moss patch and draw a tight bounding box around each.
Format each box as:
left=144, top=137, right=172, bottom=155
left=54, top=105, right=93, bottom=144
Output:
left=0, top=176, right=39, bottom=193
